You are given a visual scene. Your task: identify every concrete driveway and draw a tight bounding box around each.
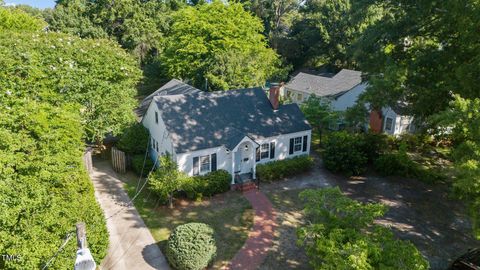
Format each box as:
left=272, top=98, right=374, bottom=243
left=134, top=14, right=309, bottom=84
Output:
left=262, top=156, right=480, bottom=270
left=90, top=158, right=170, bottom=270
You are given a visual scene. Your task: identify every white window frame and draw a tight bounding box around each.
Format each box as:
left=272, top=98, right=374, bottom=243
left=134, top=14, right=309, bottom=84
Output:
left=260, top=143, right=269, bottom=159
left=199, top=155, right=211, bottom=174
left=294, top=137, right=302, bottom=152
left=385, top=117, right=393, bottom=131
left=297, top=93, right=303, bottom=102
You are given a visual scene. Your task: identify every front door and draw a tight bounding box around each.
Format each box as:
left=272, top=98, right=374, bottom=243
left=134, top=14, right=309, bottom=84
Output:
left=234, top=141, right=253, bottom=175
left=240, top=142, right=252, bottom=174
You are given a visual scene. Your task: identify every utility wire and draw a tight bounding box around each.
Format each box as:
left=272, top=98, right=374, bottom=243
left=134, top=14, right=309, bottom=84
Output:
left=42, top=232, right=74, bottom=270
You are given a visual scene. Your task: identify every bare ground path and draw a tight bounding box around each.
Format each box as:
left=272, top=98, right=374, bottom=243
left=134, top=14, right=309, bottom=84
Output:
left=90, top=158, right=170, bottom=270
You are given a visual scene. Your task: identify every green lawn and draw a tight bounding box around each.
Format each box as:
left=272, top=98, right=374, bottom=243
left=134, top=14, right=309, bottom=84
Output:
left=121, top=172, right=254, bottom=269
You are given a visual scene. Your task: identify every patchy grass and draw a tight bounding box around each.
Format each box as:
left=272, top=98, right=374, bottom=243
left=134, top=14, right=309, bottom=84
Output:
left=121, top=172, right=254, bottom=269
left=262, top=188, right=312, bottom=270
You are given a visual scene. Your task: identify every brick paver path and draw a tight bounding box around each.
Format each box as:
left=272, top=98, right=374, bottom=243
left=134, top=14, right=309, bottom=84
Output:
left=227, top=190, right=277, bottom=270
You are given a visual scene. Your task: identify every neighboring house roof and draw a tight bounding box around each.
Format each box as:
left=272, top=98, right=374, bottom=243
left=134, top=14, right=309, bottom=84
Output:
left=285, top=69, right=363, bottom=97
left=153, top=87, right=311, bottom=153
left=135, top=79, right=201, bottom=120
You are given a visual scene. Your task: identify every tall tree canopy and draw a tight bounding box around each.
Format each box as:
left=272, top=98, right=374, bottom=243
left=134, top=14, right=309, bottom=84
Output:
left=353, top=0, right=480, bottom=119
left=0, top=31, right=141, bottom=141
left=0, top=6, right=46, bottom=31
left=284, top=0, right=384, bottom=69
left=46, top=0, right=177, bottom=61
left=239, top=0, right=301, bottom=49
left=160, top=1, right=286, bottom=91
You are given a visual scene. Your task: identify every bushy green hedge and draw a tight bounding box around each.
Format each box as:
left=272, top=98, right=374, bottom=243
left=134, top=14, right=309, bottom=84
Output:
left=0, top=101, right=108, bottom=269
left=132, top=154, right=155, bottom=176
left=183, top=170, right=231, bottom=200
left=117, top=123, right=150, bottom=155
left=375, top=152, right=445, bottom=183
left=256, top=155, right=314, bottom=182
left=166, top=223, right=217, bottom=270
left=322, top=132, right=368, bottom=176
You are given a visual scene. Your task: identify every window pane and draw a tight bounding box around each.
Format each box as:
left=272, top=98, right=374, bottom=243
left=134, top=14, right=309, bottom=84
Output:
left=200, top=155, right=210, bottom=173
left=260, top=143, right=269, bottom=159
left=386, top=118, right=393, bottom=130
left=294, top=136, right=302, bottom=152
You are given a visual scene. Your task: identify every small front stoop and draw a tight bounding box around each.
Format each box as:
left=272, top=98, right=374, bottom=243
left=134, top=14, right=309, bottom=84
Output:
left=237, top=181, right=258, bottom=192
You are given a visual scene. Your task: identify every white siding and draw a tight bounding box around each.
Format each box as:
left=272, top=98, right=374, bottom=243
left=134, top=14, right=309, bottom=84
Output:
left=175, top=130, right=312, bottom=176
left=282, top=87, right=310, bottom=103
left=255, top=130, right=312, bottom=164
left=381, top=107, right=415, bottom=135
left=331, top=83, right=367, bottom=111
left=176, top=146, right=231, bottom=176
left=142, top=101, right=176, bottom=161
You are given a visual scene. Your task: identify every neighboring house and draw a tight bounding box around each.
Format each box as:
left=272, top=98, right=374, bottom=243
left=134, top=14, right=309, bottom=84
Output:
left=140, top=81, right=312, bottom=184
left=380, top=106, right=416, bottom=135
left=282, top=69, right=415, bottom=135
left=135, top=79, right=201, bottom=121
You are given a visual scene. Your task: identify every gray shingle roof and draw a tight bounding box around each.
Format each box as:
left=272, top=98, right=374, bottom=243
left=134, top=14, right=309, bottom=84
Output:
left=285, top=69, right=362, bottom=97
left=135, top=79, right=200, bottom=120
left=153, top=87, right=311, bottom=153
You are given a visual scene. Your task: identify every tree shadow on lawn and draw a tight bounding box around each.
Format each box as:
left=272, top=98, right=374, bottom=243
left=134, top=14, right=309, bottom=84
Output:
left=124, top=178, right=254, bottom=270
left=328, top=173, right=480, bottom=270
left=261, top=189, right=312, bottom=270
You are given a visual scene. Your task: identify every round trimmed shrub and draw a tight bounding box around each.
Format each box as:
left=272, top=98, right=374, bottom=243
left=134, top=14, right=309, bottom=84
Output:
left=166, top=223, right=217, bottom=270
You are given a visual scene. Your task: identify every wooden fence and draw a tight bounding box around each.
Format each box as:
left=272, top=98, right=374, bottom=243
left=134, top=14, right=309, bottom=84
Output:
left=111, top=147, right=126, bottom=174
left=83, top=147, right=93, bottom=174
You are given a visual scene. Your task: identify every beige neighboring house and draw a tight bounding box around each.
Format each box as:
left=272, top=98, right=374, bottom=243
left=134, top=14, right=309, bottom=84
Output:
left=281, top=69, right=416, bottom=135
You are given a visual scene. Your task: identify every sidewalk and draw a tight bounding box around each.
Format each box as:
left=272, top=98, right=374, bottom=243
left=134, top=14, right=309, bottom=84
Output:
left=90, top=159, right=170, bottom=270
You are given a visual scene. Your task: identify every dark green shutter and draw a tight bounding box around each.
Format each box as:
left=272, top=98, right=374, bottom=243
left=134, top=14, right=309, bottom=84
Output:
left=256, top=147, right=260, bottom=161
left=303, top=135, right=308, bottom=152
left=193, top=157, right=199, bottom=175
left=289, top=138, right=294, bottom=155
left=270, top=142, right=275, bottom=159
left=211, top=153, right=217, bottom=171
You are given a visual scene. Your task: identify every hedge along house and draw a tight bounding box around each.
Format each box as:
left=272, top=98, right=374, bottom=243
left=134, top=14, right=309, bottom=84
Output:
left=140, top=80, right=312, bottom=184
left=282, top=69, right=416, bottom=135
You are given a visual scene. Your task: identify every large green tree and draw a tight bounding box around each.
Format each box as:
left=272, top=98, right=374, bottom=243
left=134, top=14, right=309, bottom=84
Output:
left=353, top=0, right=480, bottom=119
left=160, top=1, right=286, bottom=91
left=47, top=0, right=176, bottom=61
left=298, top=188, right=429, bottom=269
left=0, top=6, right=46, bottom=31
left=433, top=95, right=480, bottom=238
left=239, top=0, right=301, bottom=49
left=285, top=0, right=384, bottom=69
left=0, top=31, right=141, bottom=142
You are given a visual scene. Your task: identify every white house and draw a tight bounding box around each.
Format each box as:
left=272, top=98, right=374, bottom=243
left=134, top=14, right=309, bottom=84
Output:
left=282, top=69, right=415, bottom=135
left=140, top=80, right=312, bottom=184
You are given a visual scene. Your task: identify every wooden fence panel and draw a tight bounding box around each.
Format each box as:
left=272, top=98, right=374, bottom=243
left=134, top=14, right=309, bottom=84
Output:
left=111, top=147, right=126, bottom=174
left=83, top=147, right=93, bottom=174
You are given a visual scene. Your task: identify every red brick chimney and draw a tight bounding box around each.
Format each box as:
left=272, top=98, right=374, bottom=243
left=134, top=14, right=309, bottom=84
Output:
left=269, top=83, right=281, bottom=110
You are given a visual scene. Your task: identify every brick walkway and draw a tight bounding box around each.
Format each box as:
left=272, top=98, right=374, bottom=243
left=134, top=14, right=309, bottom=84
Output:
left=227, top=190, right=276, bottom=270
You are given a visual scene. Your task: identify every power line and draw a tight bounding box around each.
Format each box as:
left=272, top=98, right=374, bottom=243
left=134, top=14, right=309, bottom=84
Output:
left=42, top=231, right=74, bottom=270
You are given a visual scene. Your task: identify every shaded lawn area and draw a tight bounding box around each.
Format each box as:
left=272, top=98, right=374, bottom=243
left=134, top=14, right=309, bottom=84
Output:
left=121, top=172, right=254, bottom=269
left=262, top=188, right=312, bottom=270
